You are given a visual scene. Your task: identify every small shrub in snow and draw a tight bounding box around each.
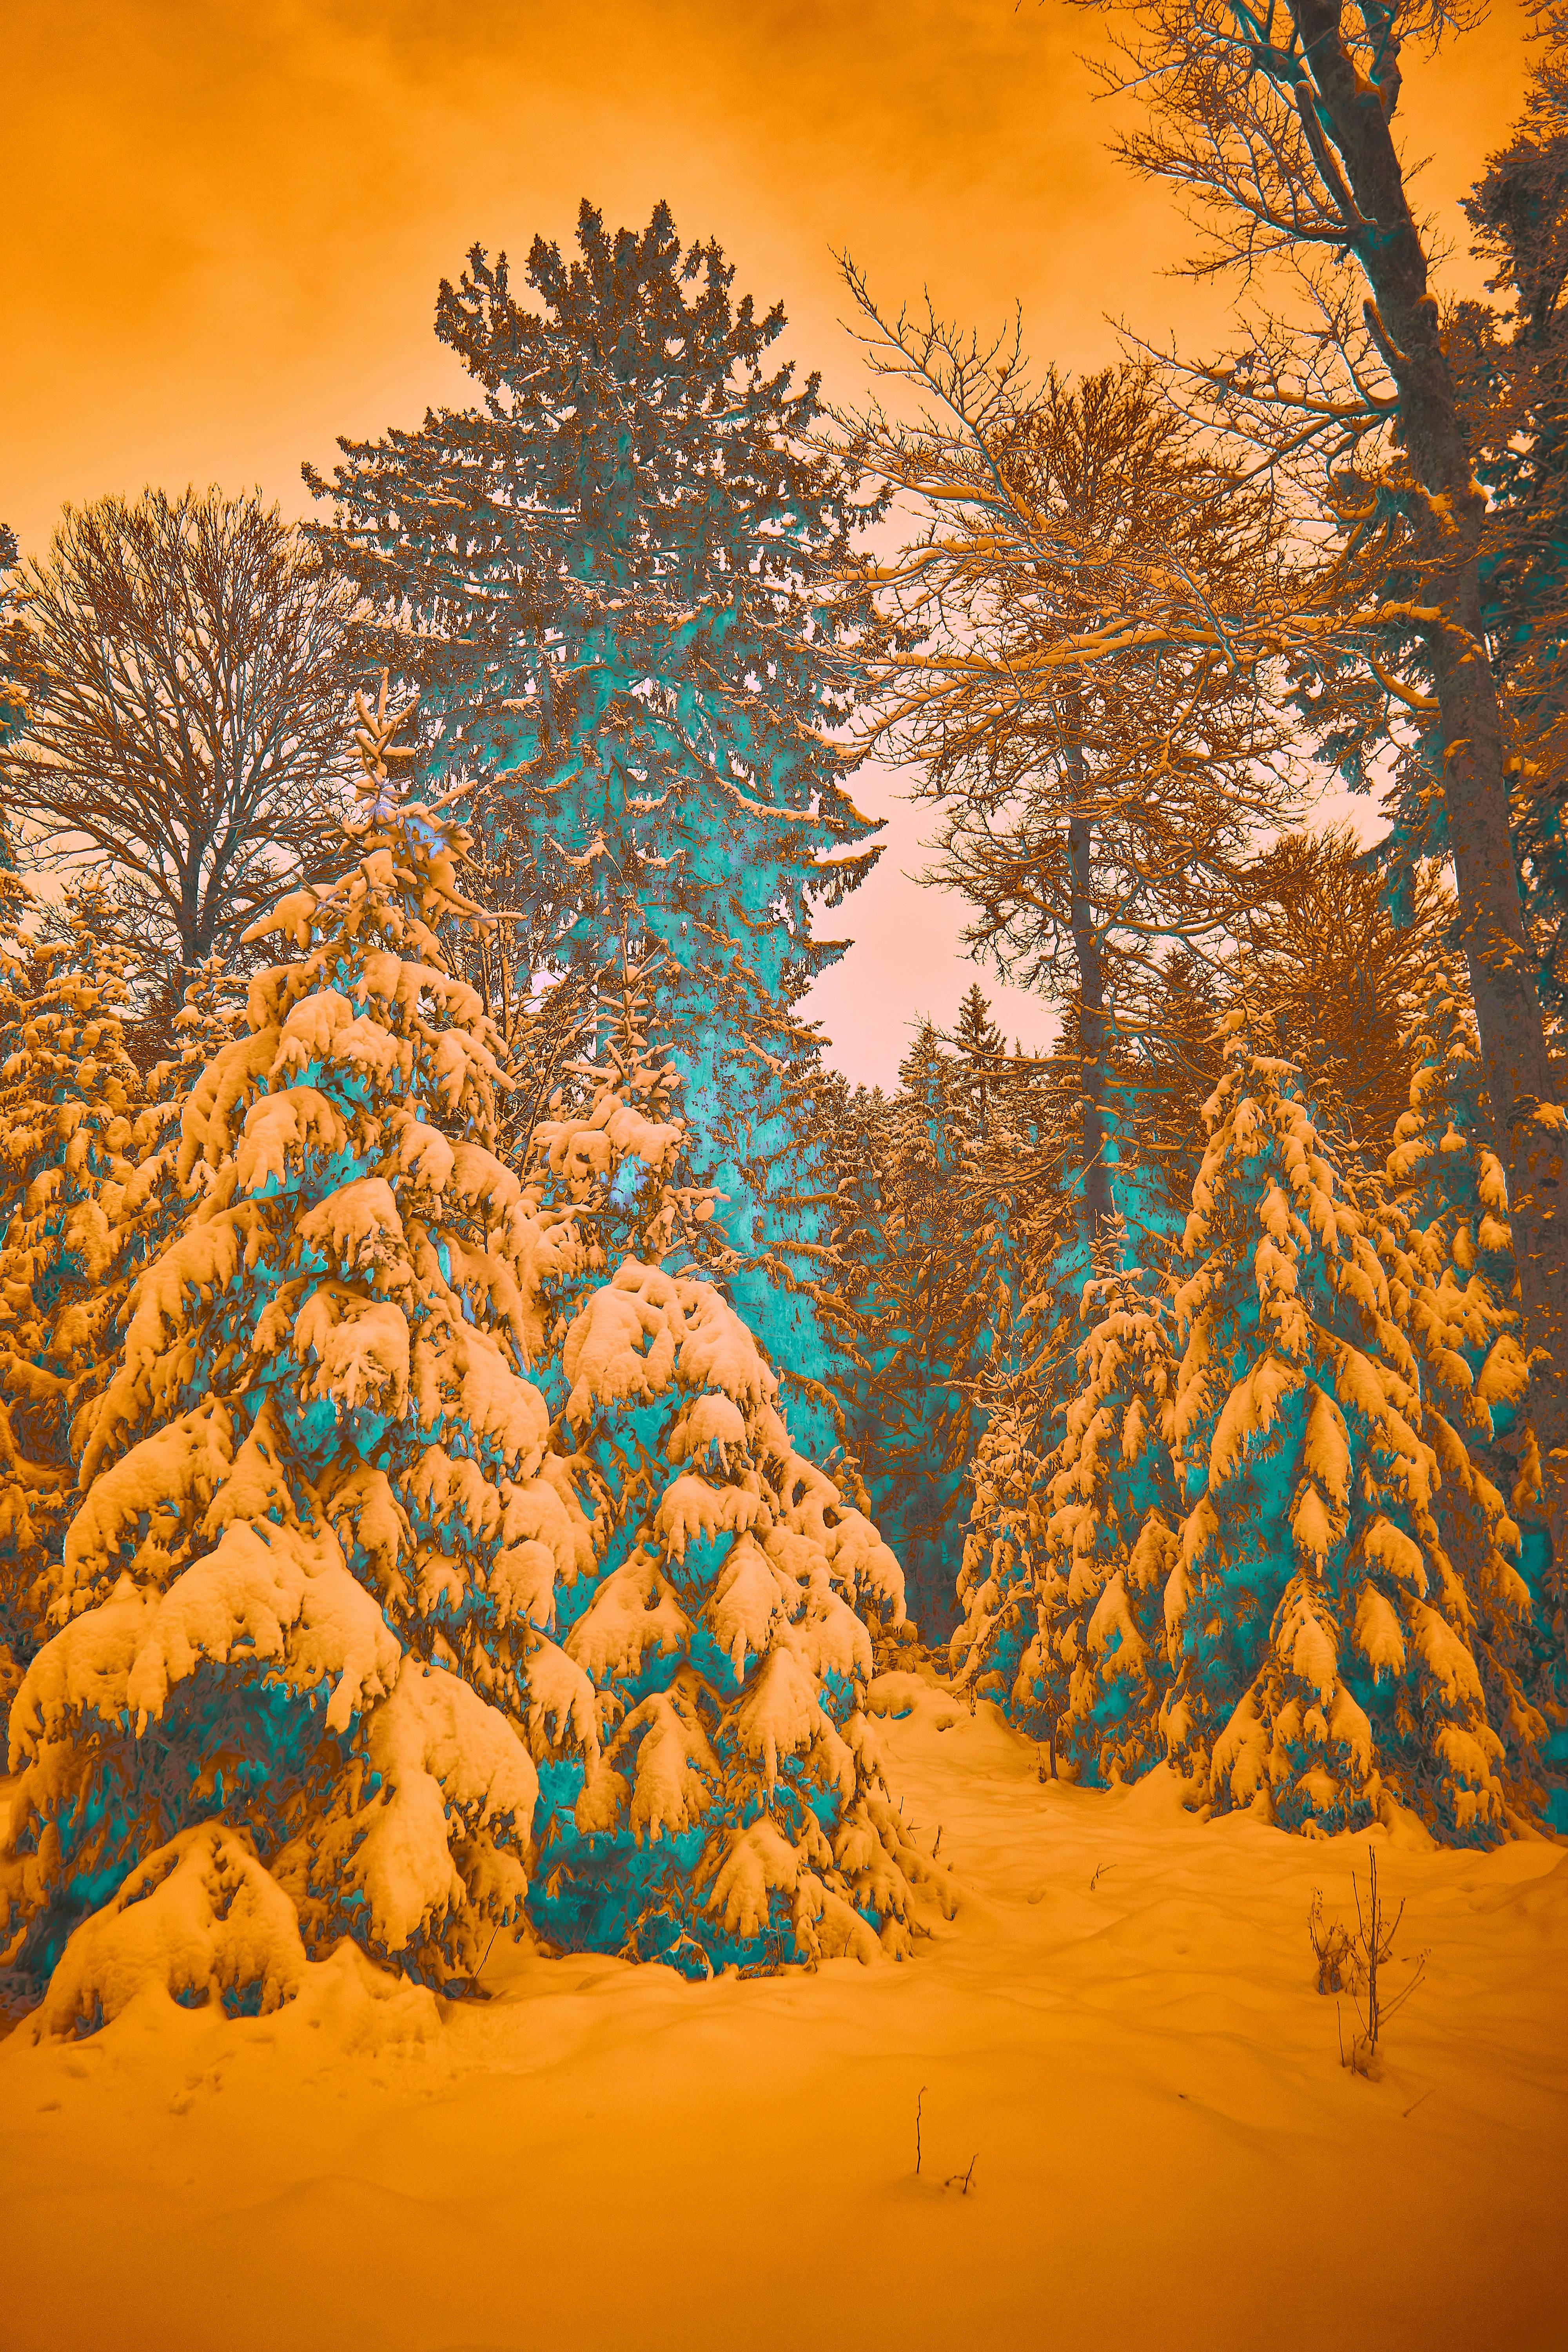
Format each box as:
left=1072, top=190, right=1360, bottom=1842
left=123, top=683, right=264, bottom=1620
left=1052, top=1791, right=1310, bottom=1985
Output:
left=1322, top=1848, right=1427, bottom=2079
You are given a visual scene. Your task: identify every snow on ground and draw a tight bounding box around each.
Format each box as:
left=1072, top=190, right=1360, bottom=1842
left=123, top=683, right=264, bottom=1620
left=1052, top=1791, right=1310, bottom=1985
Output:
left=2, top=1676, right=1564, bottom=2352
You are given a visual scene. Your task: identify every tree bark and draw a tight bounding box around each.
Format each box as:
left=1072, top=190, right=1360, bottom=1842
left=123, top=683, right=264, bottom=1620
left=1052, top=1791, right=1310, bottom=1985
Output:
left=1064, top=733, right=1114, bottom=1256
left=1289, top=0, right=1568, bottom=1560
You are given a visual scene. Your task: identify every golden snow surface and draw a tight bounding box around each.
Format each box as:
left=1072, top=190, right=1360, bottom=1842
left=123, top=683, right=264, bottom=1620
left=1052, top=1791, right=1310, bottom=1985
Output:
left=2, top=1677, right=1564, bottom=2351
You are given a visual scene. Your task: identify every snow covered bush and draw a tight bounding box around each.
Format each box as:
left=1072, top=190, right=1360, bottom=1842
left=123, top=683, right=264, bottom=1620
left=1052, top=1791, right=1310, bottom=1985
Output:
left=1160, top=1011, right=1540, bottom=1844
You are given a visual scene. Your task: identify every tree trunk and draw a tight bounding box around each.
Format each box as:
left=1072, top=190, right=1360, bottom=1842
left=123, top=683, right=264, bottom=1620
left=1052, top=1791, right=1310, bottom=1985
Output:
left=1064, top=734, right=1113, bottom=1257
left=1289, top=0, right=1568, bottom=1563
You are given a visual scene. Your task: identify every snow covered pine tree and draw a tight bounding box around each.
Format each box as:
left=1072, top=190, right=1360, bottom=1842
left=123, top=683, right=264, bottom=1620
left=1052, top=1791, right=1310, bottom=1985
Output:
left=1381, top=986, right=1563, bottom=1824
left=0, top=684, right=555, bottom=2027
left=1011, top=1227, right=1180, bottom=1788
left=0, top=884, right=145, bottom=1701
left=1160, top=1011, right=1543, bottom=1842
left=0, top=685, right=939, bottom=2034
left=515, top=954, right=943, bottom=1971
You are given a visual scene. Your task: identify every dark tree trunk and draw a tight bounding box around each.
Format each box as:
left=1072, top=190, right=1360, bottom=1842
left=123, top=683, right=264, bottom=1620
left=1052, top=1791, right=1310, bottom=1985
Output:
left=1290, top=0, right=1568, bottom=1561
left=1065, top=735, right=1113, bottom=1256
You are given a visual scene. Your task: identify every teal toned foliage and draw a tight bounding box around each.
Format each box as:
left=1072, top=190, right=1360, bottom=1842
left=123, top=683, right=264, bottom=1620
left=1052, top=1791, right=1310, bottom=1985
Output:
left=1383, top=987, right=1567, bottom=1825
left=1017, top=1243, right=1179, bottom=1786
left=0, top=885, right=143, bottom=1691
left=308, top=202, right=884, bottom=1454
left=868, top=993, right=1047, bottom=1639
left=951, top=1005, right=1555, bottom=1846
left=516, top=961, right=944, bottom=1975
left=1162, top=1014, right=1540, bottom=1842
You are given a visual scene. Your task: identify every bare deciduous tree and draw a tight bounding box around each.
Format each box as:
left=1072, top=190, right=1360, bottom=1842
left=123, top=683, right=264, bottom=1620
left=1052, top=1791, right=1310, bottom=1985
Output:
left=834, top=301, right=1297, bottom=1249
left=1, top=488, right=360, bottom=1017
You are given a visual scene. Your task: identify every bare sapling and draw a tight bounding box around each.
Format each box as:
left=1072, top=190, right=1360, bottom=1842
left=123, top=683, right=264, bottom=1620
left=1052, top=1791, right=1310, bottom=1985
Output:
left=1307, top=1888, right=1364, bottom=1997
left=1323, top=1849, right=1428, bottom=2079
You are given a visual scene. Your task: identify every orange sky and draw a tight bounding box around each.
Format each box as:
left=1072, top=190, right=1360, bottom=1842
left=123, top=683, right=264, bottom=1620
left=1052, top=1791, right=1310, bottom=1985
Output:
left=0, top=0, right=1534, bottom=1080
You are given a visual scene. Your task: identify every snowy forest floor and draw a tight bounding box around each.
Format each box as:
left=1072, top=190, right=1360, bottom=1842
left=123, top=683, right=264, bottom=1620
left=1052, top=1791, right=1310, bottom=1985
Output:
left=2, top=1677, right=1565, bottom=2352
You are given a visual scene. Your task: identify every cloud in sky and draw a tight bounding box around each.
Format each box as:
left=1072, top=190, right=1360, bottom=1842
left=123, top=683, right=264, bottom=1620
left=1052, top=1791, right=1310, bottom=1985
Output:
left=1, top=0, right=1530, bottom=1082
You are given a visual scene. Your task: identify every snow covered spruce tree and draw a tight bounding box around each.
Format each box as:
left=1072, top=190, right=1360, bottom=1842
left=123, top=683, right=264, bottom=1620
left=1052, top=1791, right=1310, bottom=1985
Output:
left=308, top=202, right=883, bottom=1457
left=0, top=686, right=564, bottom=2023
left=1382, top=987, right=1566, bottom=1823
left=0, top=884, right=144, bottom=1697
left=870, top=992, right=1041, bottom=1638
left=1161, top=1009, right=1542, bottom=1843
left=1010, top=1227, right=1180, bottom=1785
left=946, top=1332, right=1052, bottom=1726
left=514, top=956, right=942, bottom=1973
left=1384, top=985, right=1528, bottom=1442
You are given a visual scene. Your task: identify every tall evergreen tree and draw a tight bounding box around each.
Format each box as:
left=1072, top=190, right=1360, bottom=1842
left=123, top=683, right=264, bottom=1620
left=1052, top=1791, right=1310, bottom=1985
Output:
left=867, top=991, right=1042, bottom=1637
left=307, top=202, right=883, bottom=1456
